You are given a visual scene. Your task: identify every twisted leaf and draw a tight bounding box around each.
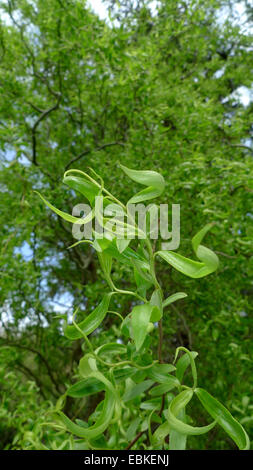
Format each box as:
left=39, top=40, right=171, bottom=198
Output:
left=64, top=293, right=112, bottom=340
left=195, top=388, right=250, bottom=450
left=167, top=390, right=216, bottom=435
left=35, top=191, right=93, bottom=225
left=120, top=164, right=165, bottom=203
left=156, top=223, right=219, bottom=278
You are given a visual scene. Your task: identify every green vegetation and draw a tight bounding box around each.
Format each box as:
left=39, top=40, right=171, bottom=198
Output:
left=0, top=0, right=252, bottom=450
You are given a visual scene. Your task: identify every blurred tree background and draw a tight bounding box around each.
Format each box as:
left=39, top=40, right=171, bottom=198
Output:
left=0, top=0, right=252, bottom=450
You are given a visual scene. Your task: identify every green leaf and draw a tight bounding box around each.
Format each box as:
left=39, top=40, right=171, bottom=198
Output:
left=149, top=378, right=180, bottom=396
left=152, top=421, right=170, bottom=447
left=35, top=191, right=93, bottom=225
left=79, top=354, right=97, bottom=377
left=133, top=265, right=152, bottom=298
left=195, top=388, right=250, bottom=450
left=57, top=360, right=117, bottom=440
left=175, top=351, right=198, bottom=384
left=126, top=417, right=141, bottom=441
left=97, top=251, right=114, bottom=289
left=148, top=410, right=162, bottom=443
left=113, top=367, right=137, bottom=382
left=156, top=223, right=219, bottom=278
left=66, top=378, right=104, bottom=398
left=57, top=388, right=115, bottom=440
left=140, top=397, right=162, bottom=410
left=96, top=237, right=150, bottom=269
left=147, top=363, right=176, bottom=382
left=132, top=258, right=153, bottom=283
left=120, top=164, right=165, bottom=203
left=167, top=390, right=216, bottom=435
left=116, top=238, right=131, bottom=253
left=95, top=342, right=126, bottom=357
left=64, top=293, right=112, bottom=340
left=163, top=292, right=187, bottom=308
left=63, top=175, right=100, bottom=205
left=150, top=289, right=163, bottom=321
left=169, top=410, right=187, bottom=450
left=131, top=303, right=154, bottom=351
left=120, top=315, right=132, bottom=340
left=123, top=379, right=154, bottom=402
left=174, top=347, right=198, bottom=388
left=157, top=250, right=218, bottom=278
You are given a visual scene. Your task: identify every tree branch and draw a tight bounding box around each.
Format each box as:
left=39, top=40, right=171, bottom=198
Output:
left=65, top=142, right=125, bottom=171
left=1, top=340, right=61, bottom=394
left=31, top=96, right=61, bottom=165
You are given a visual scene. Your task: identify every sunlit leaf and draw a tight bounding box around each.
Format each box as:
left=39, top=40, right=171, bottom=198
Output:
left=116, top=238, right=131, bottom=253
left=79, top=354, right=97, bottom=377
left=120, top=164, right=165, bottom=203
left=35, top=191, right=93, bottom=225
left=63, top=175, right=100, bottom=205
left=156, top=223, right=219, bottom=278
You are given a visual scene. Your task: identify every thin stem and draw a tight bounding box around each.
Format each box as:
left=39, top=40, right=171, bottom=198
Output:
left=113, top=288, right=146, bottom=302
left=72, top=317, right=94, bottom=353
left=145, top=238, right=160, bottom=290
left=73, top=313, right=158, bottom=370
left=108, top=310, right=124, bottom=321
left=145, top=238, right=164, bottom=364
left=158, top=394, right=165, bottom=417
left=158, top=319, right=163, bottom=364
left=126, top=430, right=146, bottom=450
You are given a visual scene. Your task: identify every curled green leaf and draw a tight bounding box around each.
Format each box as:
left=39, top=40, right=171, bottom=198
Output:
left=174, top=347, right=198, bottom=389
left=156, top=223, right=219, bottom=278
left=56, top=387, right=115, bottom=440
left=63, top=174, right=100, bottom=205
left=35, top=191, right=93, bottom=225
left=195, top=388, right=250, bottom=450
left=169, top=409, right=187, bottom=450
left=64, top=293, right=113, bottom=340
left=95, top=342, right=126, bottom=357
left=120, top=164, right=165, bottom=203
left=167, top=390, right=216, bottom=435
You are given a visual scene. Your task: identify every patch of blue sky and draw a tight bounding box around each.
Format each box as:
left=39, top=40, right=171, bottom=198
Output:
left=230, top=86, right=252, bottom=107
left=14, top=241, right=33, bottom=261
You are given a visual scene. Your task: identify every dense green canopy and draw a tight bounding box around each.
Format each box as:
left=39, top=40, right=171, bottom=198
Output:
left=0, top=0, right=252, bottom=450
